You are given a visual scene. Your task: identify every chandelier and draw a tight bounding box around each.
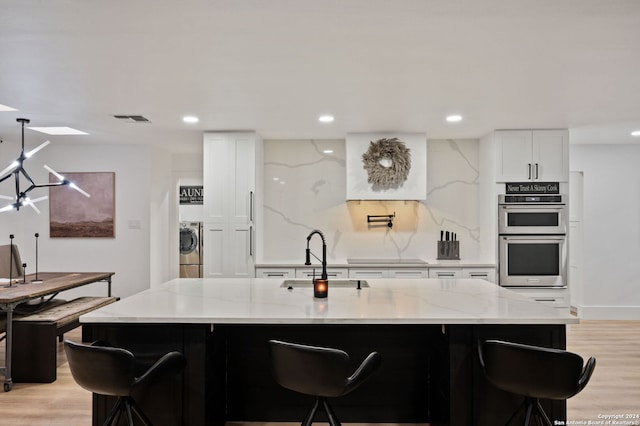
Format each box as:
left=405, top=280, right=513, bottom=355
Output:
left=0, top=118, right=89, bottom=213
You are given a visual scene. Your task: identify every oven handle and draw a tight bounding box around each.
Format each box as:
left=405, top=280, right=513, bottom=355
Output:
left=502, top=235, right=566, bottom=240
left=502, top=205, right=565, bottom=211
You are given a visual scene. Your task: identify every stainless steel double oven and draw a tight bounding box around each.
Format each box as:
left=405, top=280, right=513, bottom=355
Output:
left=498, top=194, right=567, bottom=287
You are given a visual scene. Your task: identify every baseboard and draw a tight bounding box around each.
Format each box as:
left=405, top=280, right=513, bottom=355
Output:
left=574, top=305, right=640, bottom=320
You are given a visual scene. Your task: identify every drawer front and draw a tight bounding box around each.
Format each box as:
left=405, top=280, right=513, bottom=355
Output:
left=348, top=269, right=389, bottom=279
left=388, top=269, right=428, bottom=279
left=296, top=268, right=348, bottom=279
left=255, top=268, right=295, bottom=278
left=462, top=269, right=496, bottom=283
left=428, top=269, right=462, bottom=279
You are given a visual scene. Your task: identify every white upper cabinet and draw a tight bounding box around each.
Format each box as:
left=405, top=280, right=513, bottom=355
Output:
left=495, top=130, right=569, bottom=182
left=203, top=133, right=257, bottom=224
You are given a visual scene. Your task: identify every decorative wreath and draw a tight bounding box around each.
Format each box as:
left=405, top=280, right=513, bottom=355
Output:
left=361, top=138, right=411, bottom=188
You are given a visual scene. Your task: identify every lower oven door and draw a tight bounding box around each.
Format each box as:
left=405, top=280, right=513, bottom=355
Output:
left=499, top=235, right=566, bottom=287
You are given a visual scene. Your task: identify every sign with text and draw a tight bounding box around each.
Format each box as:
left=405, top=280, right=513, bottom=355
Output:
left=179, top=186, right=203, bottom=205
left=505, top=182, right=559, bottom=194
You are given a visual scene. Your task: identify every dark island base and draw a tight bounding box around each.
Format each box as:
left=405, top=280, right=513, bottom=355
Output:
left=86, top=322, right=566, bottom=426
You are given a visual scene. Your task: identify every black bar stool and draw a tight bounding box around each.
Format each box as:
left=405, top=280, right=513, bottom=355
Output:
left=478, top=339, right=596, bottom=426
left=64, top=340, right=186, bottom=426
left=268, top=339, right=381, bottom=426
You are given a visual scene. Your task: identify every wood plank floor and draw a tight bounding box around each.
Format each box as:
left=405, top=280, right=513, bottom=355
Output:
left=1, top=321, right=639, bottom=425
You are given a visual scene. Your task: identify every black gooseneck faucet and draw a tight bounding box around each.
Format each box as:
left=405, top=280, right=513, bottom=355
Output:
left=305, top=230, right=328, bottom=281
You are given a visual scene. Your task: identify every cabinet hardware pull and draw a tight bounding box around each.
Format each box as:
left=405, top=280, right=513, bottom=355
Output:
left=249, top=226, right=253, bottom=257
left=535, top=163, right=539, bottom=179
left=249, top=191, right=254, bottom=222
left=528, top=163, right=532, bottom=179
left=267, top=273, right=285, bottom=277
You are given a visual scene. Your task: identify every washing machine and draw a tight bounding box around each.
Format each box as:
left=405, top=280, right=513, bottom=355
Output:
left=179, top=222, right=203, bottom=278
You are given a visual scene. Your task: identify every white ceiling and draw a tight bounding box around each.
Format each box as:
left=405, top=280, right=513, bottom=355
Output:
left=1, top=0, right=639, bottom=153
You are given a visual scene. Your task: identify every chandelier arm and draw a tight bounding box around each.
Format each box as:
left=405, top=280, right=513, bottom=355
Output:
left=29, top=181, right=69, bottom=190
left=0, top=172, right=15, bottom=184
left=19, top=166, right=37, bottom=187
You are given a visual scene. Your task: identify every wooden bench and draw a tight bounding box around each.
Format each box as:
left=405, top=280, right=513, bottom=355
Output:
left=11, top=296, right=117, bottom=383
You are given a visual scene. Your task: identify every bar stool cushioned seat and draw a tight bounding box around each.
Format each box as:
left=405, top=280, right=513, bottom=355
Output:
left=269, top=339, right=381, bottom=426
left=479, top=339, right=596, bottom=426
left=64, top=339, right=186, bottom=426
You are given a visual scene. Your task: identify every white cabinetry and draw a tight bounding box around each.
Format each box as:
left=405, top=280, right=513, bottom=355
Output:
left=495, top=130, right=569, bottom=182
left=256, top=265, right=496, bottom=282
left=203, top=132, right=263, bottom=278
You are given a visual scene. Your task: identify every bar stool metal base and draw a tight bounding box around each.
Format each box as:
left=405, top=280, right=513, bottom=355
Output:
left=302, top=396, right=341, bottom=426
left=505, top=396, right=552, bottom=426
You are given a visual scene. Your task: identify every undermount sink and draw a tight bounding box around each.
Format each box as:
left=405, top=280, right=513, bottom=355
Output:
left=346, top=258, right=428, bottom=264
left=281, top=279, right=369, bottom=289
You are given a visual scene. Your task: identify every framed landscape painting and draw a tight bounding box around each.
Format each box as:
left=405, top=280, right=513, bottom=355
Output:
left=49, top=172, right=115, bottom=238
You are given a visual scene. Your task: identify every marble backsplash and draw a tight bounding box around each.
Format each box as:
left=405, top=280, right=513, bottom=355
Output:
left=262, top=138, right=480, bottom=263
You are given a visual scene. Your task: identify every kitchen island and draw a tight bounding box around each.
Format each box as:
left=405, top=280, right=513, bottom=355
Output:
left=81, top=278, right=576, bottom=426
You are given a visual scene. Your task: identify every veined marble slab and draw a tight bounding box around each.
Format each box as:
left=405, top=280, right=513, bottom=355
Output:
left=81, top=278, right=576, bottom=325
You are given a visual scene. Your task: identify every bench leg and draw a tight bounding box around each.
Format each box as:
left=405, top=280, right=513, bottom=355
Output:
left=12, top=322, right=58, bottom=383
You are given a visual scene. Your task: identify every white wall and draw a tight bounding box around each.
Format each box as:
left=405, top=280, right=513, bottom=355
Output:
left=570, top=144, right=640, bottom=319
left=0, top=142, right=173, bottom=299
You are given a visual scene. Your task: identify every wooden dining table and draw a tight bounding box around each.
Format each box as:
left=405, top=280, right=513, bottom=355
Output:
left=0, top=271, right=114, bottom=391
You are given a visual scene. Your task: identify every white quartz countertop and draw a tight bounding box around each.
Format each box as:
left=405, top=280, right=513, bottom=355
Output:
left=81, top=278, right=576, bottom=325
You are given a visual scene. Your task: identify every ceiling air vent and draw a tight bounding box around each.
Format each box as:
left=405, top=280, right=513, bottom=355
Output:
left=113, top=115, right=150, bottom=123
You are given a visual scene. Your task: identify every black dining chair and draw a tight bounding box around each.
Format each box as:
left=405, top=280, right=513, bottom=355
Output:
left=64, top=339, right=186, bottom=426
left=478, top=339, right=596, bottom=426
left=268, top=339, right=381, bottom=426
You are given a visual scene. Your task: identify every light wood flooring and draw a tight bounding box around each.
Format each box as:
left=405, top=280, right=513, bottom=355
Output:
left=1, top=321, right=639, bottom=425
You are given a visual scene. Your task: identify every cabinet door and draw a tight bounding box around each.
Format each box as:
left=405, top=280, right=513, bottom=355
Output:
left=202, top=223, right=253, bottom=278
left=203, top=135, right=231, bottom=223
left=495, top=130, right=533, bottom=182
left=204, top=133, right=256, bottom=223
left=230, top=224, right=254, bottom=277
left=202, top=224, right=225, bottom=278
left=532, top=130, right=569, bottom=182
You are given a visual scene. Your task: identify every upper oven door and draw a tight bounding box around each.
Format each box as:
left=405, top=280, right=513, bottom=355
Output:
left=498, top=204, right=567, bottom=235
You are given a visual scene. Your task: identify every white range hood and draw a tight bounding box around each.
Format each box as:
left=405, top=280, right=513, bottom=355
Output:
left=346, top=132, right=427, bottom=200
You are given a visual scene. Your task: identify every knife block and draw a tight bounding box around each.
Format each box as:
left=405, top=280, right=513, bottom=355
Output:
left=437, top=241, right=460, bottom=260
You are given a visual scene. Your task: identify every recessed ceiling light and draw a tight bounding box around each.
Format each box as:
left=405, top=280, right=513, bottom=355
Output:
left=183, top=116, right=199, bottom=124
left=632, top=130, right=640, bottom=137
left=0, top=104, right=18, bottom=112
left=446, top=114, right=463, bottom=123
left=323, top=149, right=334, bottom=154
left=28, top=127, right=88, bottom=135
left=318, top=115, right=334, bottom=123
